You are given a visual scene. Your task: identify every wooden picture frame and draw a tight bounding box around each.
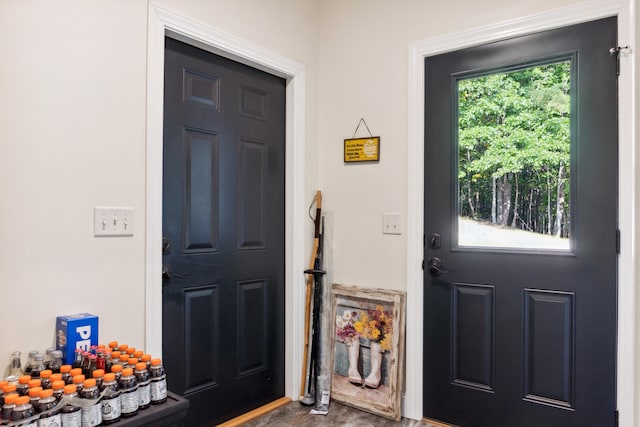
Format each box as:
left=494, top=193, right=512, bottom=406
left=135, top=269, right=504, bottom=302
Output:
left=330, top=284, right=406, bottom=421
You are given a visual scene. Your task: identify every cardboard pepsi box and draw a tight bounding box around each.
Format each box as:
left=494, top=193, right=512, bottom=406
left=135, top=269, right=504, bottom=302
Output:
left=56, top=313, right=99, bottom=365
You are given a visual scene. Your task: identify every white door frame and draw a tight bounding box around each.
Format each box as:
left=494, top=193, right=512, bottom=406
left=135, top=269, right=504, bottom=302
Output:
left=406, top=0, right=635, bottom=423
left=144, top=2, right=307, bottom=400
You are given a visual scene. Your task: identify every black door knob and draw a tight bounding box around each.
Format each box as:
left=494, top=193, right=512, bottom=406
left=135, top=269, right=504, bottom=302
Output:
left=427, top=257, right=442, bottom=276
left=162, top=264, right=172, bottom=281
left=162, top=237, right=171, bottom=255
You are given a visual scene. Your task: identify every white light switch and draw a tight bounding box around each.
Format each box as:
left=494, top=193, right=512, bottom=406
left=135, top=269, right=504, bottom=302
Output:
left=94, top=207, right=134, bottom=237
left=382, top=213, right=402, bottom=235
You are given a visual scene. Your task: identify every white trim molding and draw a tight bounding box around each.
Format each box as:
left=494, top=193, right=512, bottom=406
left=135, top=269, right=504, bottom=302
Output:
left=406, top=0, right=635, bottom=422
left=145, top=2, right=307, bottom=400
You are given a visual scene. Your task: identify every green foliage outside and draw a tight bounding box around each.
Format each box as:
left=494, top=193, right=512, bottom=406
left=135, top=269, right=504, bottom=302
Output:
left=458, top=61, right=571, bottom=237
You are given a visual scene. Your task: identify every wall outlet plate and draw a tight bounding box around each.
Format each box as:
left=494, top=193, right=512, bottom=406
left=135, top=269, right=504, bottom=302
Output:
left=94, top=207, right=134, bottom=237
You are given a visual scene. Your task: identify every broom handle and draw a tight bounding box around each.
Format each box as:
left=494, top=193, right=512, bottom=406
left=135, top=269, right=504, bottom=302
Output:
left=299, top=191, right=322, bottom=398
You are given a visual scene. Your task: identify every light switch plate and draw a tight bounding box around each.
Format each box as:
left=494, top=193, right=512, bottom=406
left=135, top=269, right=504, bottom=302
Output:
left=383, top=213, right=402, bottom=235
left=94, top=207, right=134, bottom=237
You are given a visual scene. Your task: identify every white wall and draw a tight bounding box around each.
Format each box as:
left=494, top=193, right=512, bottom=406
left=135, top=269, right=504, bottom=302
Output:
left=635, top=1, right=640, bottom=424
left=317, top=0, right=637, bottom=423
left=0, top=0, right=149, bottom=366
left=1, top=0, right=638, bottom=423
left=316, top=0, right=586, bottom=291
left=0, top=0, right=319, bottom=371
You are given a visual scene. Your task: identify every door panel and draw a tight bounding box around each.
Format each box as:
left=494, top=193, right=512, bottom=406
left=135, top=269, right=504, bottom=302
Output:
left=451, top=283, right=494, bottom=392
left=163, top=37, right=286, bottom=426
left=522, top=289, right=574, bottom=408
left=183, top=286, right=219, bottom=394
left=423, top=18, right=617, bottom=427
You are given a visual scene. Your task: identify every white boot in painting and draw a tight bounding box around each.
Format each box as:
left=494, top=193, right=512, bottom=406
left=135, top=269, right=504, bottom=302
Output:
left=364, top=342, right=382, bottom=389
left=347, top=340, right=362, bottom=385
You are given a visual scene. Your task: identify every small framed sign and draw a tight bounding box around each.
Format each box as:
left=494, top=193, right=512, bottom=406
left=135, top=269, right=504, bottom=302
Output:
left=344, top=137, right=380, bottom=163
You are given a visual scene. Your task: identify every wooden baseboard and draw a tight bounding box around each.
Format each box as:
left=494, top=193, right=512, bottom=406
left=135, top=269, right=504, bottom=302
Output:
left=216, top=397, right=292, bottom=427
left=422, top=417, right=459, bottom=427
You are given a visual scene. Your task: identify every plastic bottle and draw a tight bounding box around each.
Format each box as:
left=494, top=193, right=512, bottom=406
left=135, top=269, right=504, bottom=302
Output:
left=68, top=369, right=82, bottom=386
left=17, top=376, right=31, bottom=397
left=27, top=380, right=41, bottom=391
left=126, top=358, right=138, bottom=371
left=9, top=351, right=23, bottom=377
left=92, top=370, right=104, bottom=390
left=0, top=381, right=6, bottom=407
left=51, top=380, right=65, bottom=402
left=27, top=387, right=41, bottom=409
left=2, top=384, right=17, bottom=398
left=134, top=362, right=150, bottom=410
left=49, top=351, right=63, bottom=374
left=85, top=355, right=97, bottom=379
left=24, top=351, right=38, bottom=377
left=0, top=393, right=18, bottom=422
left=39, top=370, right=52, bottom=390
left=141, top=354, right=151, bottom=370
left=9, top=395, right=36, bottom=426
left=37, top=388, right=60, bottom=427
left=149, top=358, right=167, bottom=405
left=72, top=375, right=85, bottom=394
left=72, top=350, right=83, bottom=370
left=102, top=352, right=112, bottom=374
left=117, top=368, right=138, bottom=418
left=117, top=355, right=129, bottom=369
left=95, top=352, right=105, bottom=373
left=30, top=355, right=45, bottom=379
left=109, top=365, right=122, bottom=384
left=107, top=342, right=118, bottom=352
left=60, top=365, right=72, bottom=385
left=80, top=352, right=90, bottom=377
left=43, top=348, right=56, bottom=371
left=109, top=352, right=121, bottom=371
left=0, top=386, right=17, bottom=422
left=80, top=379, right=102, bottom=427
left=60, top=384, right=81, bottom=427
left=99, top=373, right=121, bottom=425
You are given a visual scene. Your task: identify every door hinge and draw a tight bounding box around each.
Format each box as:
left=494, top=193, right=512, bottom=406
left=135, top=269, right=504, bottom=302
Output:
left=616, top=229, right=621, bottom=255
left=615, top=409, right=619, bottom=427
left=610, top=46, right=630, bottom=76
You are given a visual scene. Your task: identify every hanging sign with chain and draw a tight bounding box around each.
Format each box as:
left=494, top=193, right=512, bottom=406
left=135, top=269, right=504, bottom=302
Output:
left=344, top=118, right=380, bottom=163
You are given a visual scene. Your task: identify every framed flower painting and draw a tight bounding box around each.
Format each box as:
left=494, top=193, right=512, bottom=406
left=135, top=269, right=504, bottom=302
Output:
left=330, top=284, right=406, bottom=421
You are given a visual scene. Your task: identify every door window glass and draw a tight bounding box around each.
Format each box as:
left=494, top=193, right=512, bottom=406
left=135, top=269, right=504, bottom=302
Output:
left=457, top=60, right=572, bottom=251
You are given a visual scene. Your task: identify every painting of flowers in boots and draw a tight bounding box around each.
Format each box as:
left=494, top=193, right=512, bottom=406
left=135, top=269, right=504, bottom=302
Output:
left=330, top=284, right=406, bottom=421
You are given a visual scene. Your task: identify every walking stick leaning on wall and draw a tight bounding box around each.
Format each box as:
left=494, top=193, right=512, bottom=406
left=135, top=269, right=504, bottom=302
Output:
left=300, top=191, right=322, bottom=400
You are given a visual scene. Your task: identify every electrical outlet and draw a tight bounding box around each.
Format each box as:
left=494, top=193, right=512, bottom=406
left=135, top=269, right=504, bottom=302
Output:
left=94, top=207, right=134, bottom=237
left=382, top=213, right=402, bottom=235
